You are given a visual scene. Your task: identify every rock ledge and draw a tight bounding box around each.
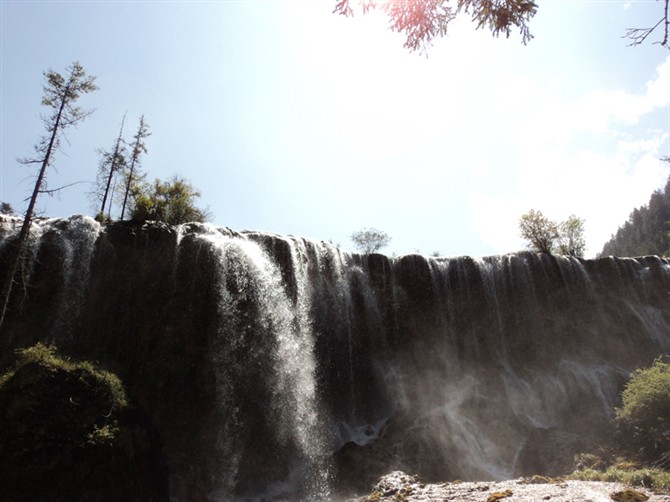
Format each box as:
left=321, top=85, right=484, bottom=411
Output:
left=349, top=471, right=669, bottom=502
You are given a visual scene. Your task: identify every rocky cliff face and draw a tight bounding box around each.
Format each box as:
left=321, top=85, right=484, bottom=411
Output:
left=1, top=215, right=669, bottom=500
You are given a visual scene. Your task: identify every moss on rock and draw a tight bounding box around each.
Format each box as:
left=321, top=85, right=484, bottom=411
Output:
left=0, top=343, right=168, bottom=501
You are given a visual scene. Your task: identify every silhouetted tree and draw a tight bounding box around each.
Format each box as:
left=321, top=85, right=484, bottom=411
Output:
left=334, top=0, right=537, bottom=52
left=0, top=62, right=97, bottom=330
left=94, top=114, right=127, bottom=221
left=335, top=0, right=670, bottom=51
left=120, top=115, right=150, bottom=220
left=600, top=174, right=670, bottom=257
left=131, top=175, right=210, bottom=225
left=0, top=203, right=16, bottom=216
left=351, top=227, right=391, bottom=253
left=623, top=0, right=670, bottom=48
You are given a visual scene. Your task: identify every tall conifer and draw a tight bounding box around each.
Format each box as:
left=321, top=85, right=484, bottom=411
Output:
left=0, top=62, right=97, bottom=330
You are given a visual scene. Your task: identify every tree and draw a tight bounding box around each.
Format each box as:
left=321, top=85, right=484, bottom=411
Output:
left=130, top=175, right=210, bottom=225
left=94, top=114, right=127, bottom=221
left=519, top=210, right=587, bottom=256
left=334, top=0, right=537, bottom=52
left=335, top=0, right=670, bottom=52
left=519, top=209, right=558, bottom=254
left=623, top=0, right=670, bottom=48
left=0, top=203, right=16, bottom=216
left=557, top=214, right=586, bottom=257
left=0, top=62, right=97, bottom=331
left=615, top=358, right=670, bottom=463
left=120, top=115, right=150, bottom=220
left=351, top=227, right=391, bottom=253
left=600, top=174, right=670, bottom=257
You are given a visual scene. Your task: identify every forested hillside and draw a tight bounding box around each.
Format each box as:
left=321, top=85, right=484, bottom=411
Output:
left=600, top=175, right=670, bottom=257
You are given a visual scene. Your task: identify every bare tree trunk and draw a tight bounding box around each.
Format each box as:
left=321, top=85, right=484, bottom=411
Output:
left=99, top=115, right=126, bottom=218
left=120, top=156, right=137, bottom=220
left=120, top=116, right=149, bottom=220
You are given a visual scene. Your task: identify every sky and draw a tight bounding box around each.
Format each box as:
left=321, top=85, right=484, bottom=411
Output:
left=1, top=0, right=669, bottom=258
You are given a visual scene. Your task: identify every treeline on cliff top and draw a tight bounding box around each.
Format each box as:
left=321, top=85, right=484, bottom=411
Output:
left=600, top=174, right=670, bottom=258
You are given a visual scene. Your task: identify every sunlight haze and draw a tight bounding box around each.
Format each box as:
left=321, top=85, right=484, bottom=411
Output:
left=1, top=0, right=668, bottom=257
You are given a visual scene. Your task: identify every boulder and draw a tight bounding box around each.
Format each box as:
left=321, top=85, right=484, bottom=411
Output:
left=0, top=344, right=168, bottom=502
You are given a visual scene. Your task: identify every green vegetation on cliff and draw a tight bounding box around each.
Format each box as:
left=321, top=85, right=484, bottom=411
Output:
left=0, top=343, right=168, bottom=502
left=131, top=175, right=210, bottom=225
left=600, top=175, right=670, bottom=257
left=615, top=357, right=670, bottom=464
left=570, top=358, right=670, bottom=492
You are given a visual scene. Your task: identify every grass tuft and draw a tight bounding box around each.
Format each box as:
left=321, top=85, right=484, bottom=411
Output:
left=568, top=466, right=670, bottom=493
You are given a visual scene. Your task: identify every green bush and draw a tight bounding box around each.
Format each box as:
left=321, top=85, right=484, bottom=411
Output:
left=0, top=343, right=168, bottom=501
left=568, top=465, right=670, bottom=492
left=130, top=175, right=210, bottom=225
left=615, top=357, right=670, bottom=463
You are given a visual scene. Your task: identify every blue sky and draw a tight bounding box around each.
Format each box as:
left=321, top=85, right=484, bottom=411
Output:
left=1, top=0, right=669, bottom=257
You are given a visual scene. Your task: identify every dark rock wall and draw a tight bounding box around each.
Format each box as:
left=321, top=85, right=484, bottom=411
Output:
left=1, top=216, right=669, bottom=500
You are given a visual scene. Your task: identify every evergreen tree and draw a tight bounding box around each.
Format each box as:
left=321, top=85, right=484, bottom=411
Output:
left=0, top=62, right=97, bottom=330
left=94, top=114, right=127, bottom=221
left=0, top=203, right=16, bottom=216
left=600, top=175, right=670, bottom=257
left=120, top=115, right=150, bottom=220
left=335, top=0, right=669, bottom=51
left=334, top=0, right=538, bottom=52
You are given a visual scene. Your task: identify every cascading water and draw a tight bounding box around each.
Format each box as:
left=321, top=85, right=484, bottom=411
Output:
left=182, top=227, right=332, bottom=500
left=0, top=217, right=669, bottom=500
left=0, top=215, right=101, bottom=342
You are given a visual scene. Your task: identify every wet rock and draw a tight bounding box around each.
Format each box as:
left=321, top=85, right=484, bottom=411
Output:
left=611, top=488, right=650, bottom=501
left=350, top=472, right=663, bottom=502
left=487, top=490, right=513, bottom=501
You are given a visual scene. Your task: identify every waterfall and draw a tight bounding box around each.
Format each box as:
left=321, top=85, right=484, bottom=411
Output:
left=0, top=215, right=101, bottom=342
left=182, top=227, right=331, bottom=500
left=1, top=218, right=669, bottom=500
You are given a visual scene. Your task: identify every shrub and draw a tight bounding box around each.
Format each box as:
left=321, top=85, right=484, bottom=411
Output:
left=568, top=466, right=670, bottom=492
left=615, top=357, right=670, bottom=463
left=0, top=343, right=168, bottom=501
left=130, top=175, right=210, bottom=225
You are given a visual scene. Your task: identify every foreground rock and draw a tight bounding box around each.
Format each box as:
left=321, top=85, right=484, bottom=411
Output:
left=0, top=344, right=168, bottom=502
left=349, top=471, right=668, bottom=502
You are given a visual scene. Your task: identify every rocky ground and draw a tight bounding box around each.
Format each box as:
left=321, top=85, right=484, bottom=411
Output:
left=348, top=471, right=670, bottom=502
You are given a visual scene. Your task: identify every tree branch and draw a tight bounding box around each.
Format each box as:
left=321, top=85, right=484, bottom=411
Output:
left=624, top=0, right=670, bottom=49
left=38, top=180, right=92, bottom=196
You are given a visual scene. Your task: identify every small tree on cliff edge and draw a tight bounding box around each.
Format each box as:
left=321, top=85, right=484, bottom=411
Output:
left=519, top=209, right=558, bottom=253
left=0, top=62, right=98, bottom=331
left=519, top=210, right=586, bottom=257
left=120, top=115, right=150, bottom=220
left=351, top=227, right=391, bottom=254
left=130, top=175, right=210, bottom=225
left=93, top=113, right=127, bottom=221
left=557, top=214, right=586, bottom=257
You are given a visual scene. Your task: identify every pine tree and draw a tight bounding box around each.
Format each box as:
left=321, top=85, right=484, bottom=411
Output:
left=600, top=175, right=670, bottom=257
left=120, top=116, right=150, bottom=220
left=95, top=114, right=127, bottom=221
left=0, top=62, right=97, bottom=331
